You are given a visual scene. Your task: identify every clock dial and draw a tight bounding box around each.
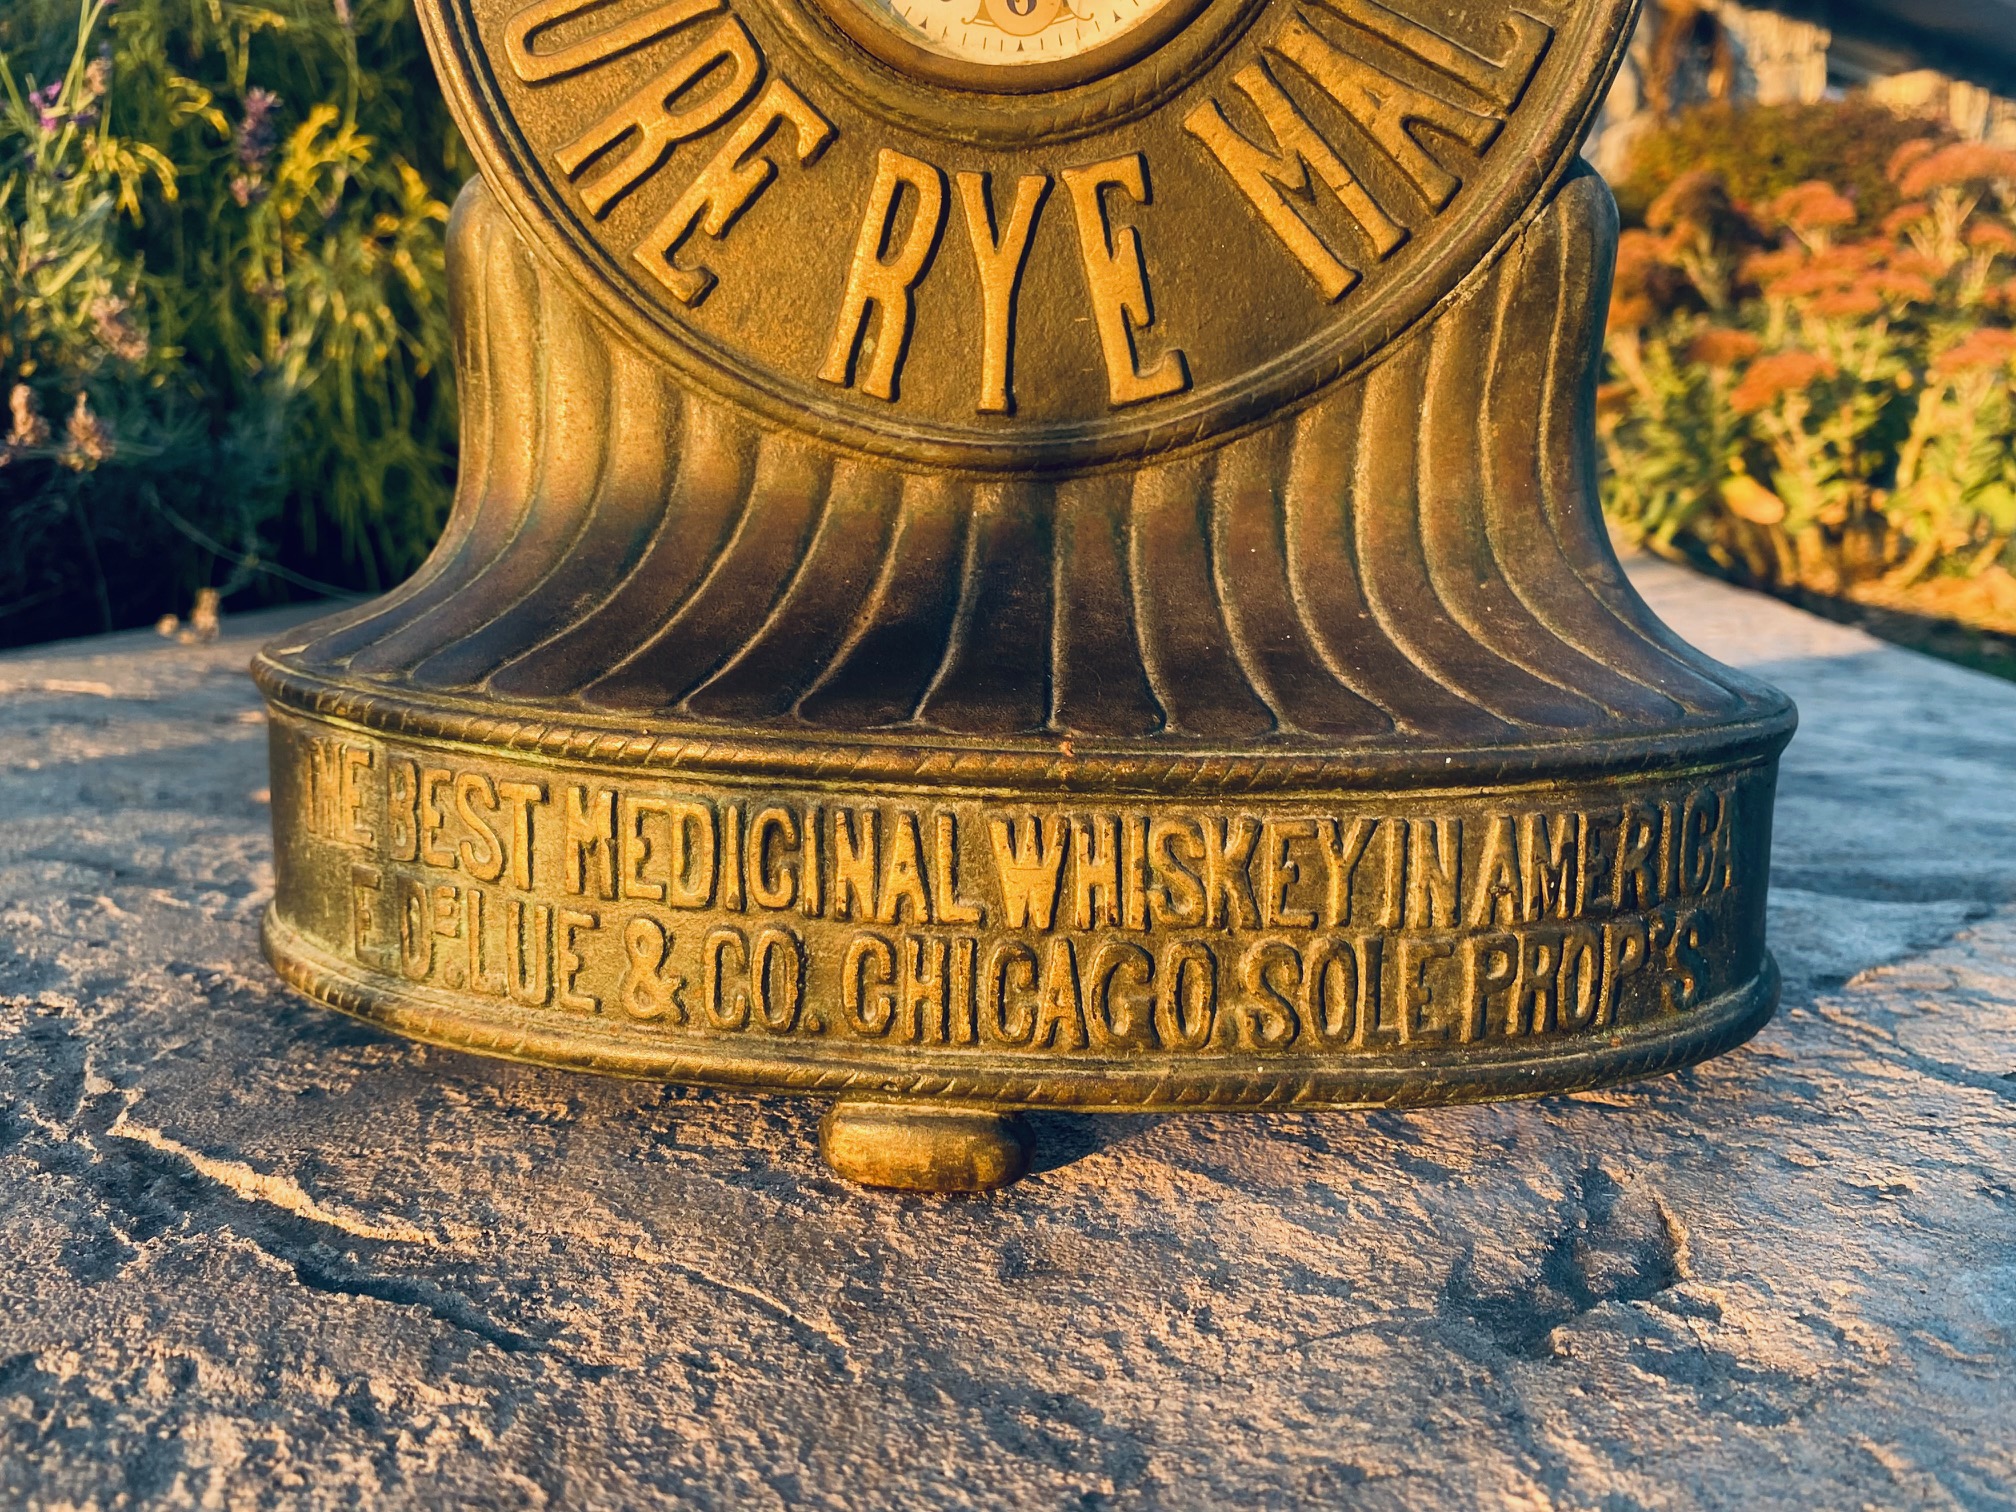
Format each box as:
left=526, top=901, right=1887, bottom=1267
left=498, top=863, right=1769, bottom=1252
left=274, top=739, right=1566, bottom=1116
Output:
left=445, top=0, right=1635, bottom=466
left=854, top=0, right=1180, bottom=65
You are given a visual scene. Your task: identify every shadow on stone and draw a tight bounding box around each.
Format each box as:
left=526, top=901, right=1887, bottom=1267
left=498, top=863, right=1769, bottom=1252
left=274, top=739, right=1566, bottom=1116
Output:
left=1445, top=1163, right=1685, bottom=1359
left=1021, top=1111, right=1168, bottom=1175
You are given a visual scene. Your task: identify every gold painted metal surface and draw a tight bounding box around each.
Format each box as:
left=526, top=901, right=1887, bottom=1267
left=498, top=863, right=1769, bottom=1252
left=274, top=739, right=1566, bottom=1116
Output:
left=259, top=0, right=1793, bottom=1188
left=819, top=1103, right=1034, bottom=1191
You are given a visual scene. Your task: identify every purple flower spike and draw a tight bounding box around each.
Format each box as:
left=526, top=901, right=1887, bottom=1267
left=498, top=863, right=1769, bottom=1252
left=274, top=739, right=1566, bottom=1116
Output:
left=235, top=88, right=282, bottom=171
left=30, top=81, right=64, bottom=132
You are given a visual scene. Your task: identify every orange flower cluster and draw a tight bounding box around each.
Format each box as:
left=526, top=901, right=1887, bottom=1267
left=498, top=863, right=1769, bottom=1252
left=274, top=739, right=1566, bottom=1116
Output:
left=1611, top=134, right=2016, bottom=341
left=1686, top=328, right=1762, bottom=368
left=1968, top=222, right=2016, bottom=255
left=1767, top=181, right=1856, bottom=237
left=1602, top=102, right=2016, bottom=616
left=1892, top=142, right=2016, bottom=200
left=1611, top=228, right=1697, bottom=333
left=1933, top=327, right=2016, bottom=375
left=1729, top=351, right=1836, bottom=414
left=1745, top=238, right=1939, bottom=318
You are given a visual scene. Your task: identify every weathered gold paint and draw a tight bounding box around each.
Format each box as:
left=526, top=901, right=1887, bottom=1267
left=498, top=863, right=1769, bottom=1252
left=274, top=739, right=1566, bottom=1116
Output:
left=259, top=0, right=1793, bottom=1188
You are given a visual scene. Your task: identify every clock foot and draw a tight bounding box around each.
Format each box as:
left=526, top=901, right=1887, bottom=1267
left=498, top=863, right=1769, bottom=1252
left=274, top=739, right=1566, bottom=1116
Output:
left=818, top=1100, right=1034, bottom=1192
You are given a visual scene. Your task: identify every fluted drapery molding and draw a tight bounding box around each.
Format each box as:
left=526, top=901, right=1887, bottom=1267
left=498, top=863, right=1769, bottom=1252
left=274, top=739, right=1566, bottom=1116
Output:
left=278, top=168, right=1774, bottom=753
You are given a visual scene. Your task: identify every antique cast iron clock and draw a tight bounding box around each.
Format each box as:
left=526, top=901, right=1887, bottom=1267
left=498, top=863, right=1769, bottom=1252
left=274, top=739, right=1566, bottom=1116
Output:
left=257, top=0, right=1793, bottom=1189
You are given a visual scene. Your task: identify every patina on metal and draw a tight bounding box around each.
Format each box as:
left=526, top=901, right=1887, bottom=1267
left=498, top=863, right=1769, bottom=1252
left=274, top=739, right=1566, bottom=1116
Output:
left=256, top=0, right=1794, bottom=1191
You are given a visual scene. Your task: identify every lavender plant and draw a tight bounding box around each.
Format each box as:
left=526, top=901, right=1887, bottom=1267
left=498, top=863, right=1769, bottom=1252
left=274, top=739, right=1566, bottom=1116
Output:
left=0, top=0, right=465, bottom=645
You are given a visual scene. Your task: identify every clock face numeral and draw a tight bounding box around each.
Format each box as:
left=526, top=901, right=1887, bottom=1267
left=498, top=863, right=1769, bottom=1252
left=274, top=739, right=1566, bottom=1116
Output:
left=858, top=0, right=1177, bottom=65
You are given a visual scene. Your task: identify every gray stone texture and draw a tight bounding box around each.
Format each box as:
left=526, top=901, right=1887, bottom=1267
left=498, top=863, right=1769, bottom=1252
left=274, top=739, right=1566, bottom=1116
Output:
left=1, top=558, right=2013, bottom=1510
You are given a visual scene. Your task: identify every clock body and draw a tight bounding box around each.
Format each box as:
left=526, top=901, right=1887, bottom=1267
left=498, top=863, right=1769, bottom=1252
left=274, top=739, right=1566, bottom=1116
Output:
left=255, top=0, right=1794, bottom=1192
left=421, top=0, right=1636, bottom=470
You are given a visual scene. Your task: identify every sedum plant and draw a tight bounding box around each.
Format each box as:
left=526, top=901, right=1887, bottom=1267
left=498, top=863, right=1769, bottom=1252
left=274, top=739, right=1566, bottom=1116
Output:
left=1602, top=120, right=2016, bottom=630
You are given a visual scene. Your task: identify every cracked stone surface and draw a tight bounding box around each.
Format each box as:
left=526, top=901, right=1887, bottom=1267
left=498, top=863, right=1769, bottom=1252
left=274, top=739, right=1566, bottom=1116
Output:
left=3, top=559, right=2014, bottom=1510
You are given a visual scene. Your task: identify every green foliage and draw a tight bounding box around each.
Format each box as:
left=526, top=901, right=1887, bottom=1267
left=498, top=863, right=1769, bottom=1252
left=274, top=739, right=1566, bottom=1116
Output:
left=0, top=0, right=467, bottom=646
left=1612, top=98, right=1943, bottom=232
left=1603, top=102, right=2016, bottom=631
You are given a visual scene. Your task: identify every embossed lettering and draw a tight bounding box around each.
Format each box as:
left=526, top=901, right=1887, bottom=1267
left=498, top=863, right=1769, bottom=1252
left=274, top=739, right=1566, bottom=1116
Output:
left=990, top=815, right=1067, bottom=931
left=558, top=908, right=601, bottom=1011
left=400, top=880, right=458, bottom=983
left=704, top=926, right=749, bottom=1028
left=1662, top=907, right=1707, bottom=1014
left=1149, top=818, right=1206, bottom=927
left=565, top=784, right=619, bottom=899
left=754, top=926, right=805, bottom=1032
left=1300, top=936, right=1363, bottom=1047
left=1034, top=938, right=1089, bottom=1050
left=350, top=863, right=383, bottom=968
left=1263, top=818, right=1319, bottom=929
left=620, top=915, right=684, bottom=1020
left=496, top=781, right=544, bottom=891
left=1071, top=815, right=1120, bottom=930
left=1396, top=934, right=1453, bottom=1042
left=1272, top=15, right=1501, bottom=211
left=844, top=932, right=896, bottom=1035
left=1061, top=154, right=1189, bottom=406
left=899, top=933, right=949, bottom=1043
left=956, top=171, right=1049, bottom=414
left=1318, top=816, right=1375, bottom=927
left=1679, top=787, right=1722, bottom=897
left=720, top=801, right=745, bottom=912
left=1122, top=814, right=1150, bottom=932
left=1613, top=804, right=1659, bottom=910
left=822, top=150, right=946, bottom=402
left=1155, top=940, right=1217, bottom=1051
left=505, top=0, right=720, bottom=83
left=1459, top=932, right=1515, bottom=1043
left=342, top=744, right=375, bottom=848
left=933, top=813, right=983, bottom=926
left=386, top=758, right=419, bottom=863
left=1236, top=939, right=1300, bottom=1049
left=1089, top=942, right=1156, bottom=1049
left=1558, top=923, right=1600, bottom=1029
left=1468, top=813, right=1519, bottom=926
left=1597, top=916, right=1648, bottom=1027
left=304, top=737, right=343, bottom=842
left=450, top=775, right=501, bottom=883
left=801, top=801, right=825, bottom=919
left=465, top=886, right=508, bottom=996
left=1507, top=931, right=1557, bottom=1035
left=748, top=806, right=798, bottom=911
left=877, top=810, right=932, bottom=925
left=833, top=807, right=878, bottom=921
left=986, top=940, right=1039, bottom=1047
left=666, top=800, right=718, bottom=909
left=420, top=768, right=456, bottom=870
left=1202, top=816, right=1261, bottom=930
left=1405, top=816, right=1460, bottom=928
left=1185, top=61, right=1404, bottom=299
left=554, top=16, right=761, bottom=217
left=1519, top=810, right=1576, bottom=921
left=1377, top=818, right=1406, bottom=930
left=949, top=935, right=978, bottom=1044
left=633, top=78, right=835, bottom=304
left=507, top=899, right=554, bottom=1005
left=1314, top=0, right=1551, bottom=110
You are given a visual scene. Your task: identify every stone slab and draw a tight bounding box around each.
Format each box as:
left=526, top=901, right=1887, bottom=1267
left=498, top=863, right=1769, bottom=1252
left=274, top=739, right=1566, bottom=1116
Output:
left=1, top=561, right=2013, bottom=1510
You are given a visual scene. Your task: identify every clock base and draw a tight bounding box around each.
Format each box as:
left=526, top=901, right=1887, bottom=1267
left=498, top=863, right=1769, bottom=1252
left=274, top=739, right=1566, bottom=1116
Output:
left=256, top=164, right=1793, bottom=1191
left=255, top=661, right=1787, bottom=1190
